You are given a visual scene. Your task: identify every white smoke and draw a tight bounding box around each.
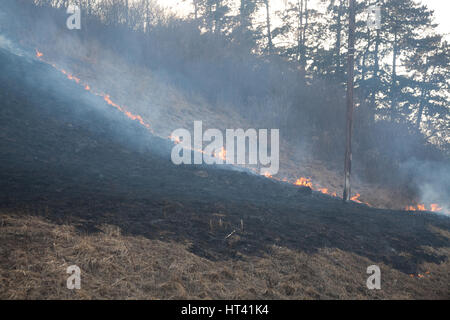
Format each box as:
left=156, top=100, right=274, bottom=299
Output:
left=401, top=158, right=450, bottom=216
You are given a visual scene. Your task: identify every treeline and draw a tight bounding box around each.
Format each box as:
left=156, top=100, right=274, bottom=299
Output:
left=3, top=0, right=449, bottom=188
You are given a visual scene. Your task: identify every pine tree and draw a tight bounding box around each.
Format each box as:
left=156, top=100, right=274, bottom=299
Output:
left=404, top=36, right=449, bottom=133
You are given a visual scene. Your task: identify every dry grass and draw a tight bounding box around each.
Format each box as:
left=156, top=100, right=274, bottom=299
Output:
left=1, top=209, right=448, bottom=300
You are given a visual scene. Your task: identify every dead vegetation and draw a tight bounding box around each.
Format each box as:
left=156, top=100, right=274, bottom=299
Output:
left=0, top=209, right=448, bottom=300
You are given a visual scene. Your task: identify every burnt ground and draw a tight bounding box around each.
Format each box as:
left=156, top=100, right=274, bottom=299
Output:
left=0, top=47, right=449, bottom=299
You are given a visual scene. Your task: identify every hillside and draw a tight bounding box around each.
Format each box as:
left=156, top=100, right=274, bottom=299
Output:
left=25, top=37, right=415, bottom=211
left=0, top=43, right=449, bottom=299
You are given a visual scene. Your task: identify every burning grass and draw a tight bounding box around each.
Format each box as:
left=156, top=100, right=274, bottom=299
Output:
left=32, top=48, right=448, bottom=215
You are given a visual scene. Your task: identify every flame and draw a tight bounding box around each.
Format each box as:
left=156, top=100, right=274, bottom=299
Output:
left=292, top=177, right=341, bottom=198
left=35, top=49, right=151, bottom=131
left=350, top=193, right=362, bottom=203
left=294, top=177, right=312, bottom=188
left=103, top=94, right=124, bottom=110
left=214, top=147, right=226, bottom=161
left=405, top=203, right=444, bottom=213
left=264, top=172, right=273, bottom=178
left=410, top=271, right=431, bottom=278
left=169, top=134, right=227, bottom=162
left=170, top=135, right=181, bottom=144
left=430, top=204, right=443, bottom=212
left=34, top=48, right=447, bottom=215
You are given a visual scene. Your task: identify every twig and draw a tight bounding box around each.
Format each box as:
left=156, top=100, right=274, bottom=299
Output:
left=225, top=230, right=236, bottom=239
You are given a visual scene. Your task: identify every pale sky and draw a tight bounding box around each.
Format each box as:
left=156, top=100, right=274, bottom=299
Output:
left=156, top=0, right=449, bottom=38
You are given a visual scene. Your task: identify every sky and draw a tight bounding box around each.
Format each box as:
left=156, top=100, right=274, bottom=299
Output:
left=156, top=0, right=450, bottom=38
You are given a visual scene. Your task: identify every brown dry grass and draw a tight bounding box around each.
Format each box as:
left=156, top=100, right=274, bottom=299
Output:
left=1, top=209, right=448, bottom=300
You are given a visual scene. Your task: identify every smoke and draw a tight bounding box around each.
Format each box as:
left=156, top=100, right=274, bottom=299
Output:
left=0, top=35, right=26, bottom=57
left=1, top=0, right=448, bottom=214
left=400, top=158, right=450, bottom=215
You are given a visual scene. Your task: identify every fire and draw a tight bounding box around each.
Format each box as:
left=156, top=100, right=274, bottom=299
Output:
left=405, top=203, right=444, bottom=213
left=430, top=204, right=443, bottom=212
left=35, top=49, right=152, bottom=131
left=215, top=147, right=226, bottom=161
left=33, top=48, right=447, bottom=215
left=291, top=177, right=340, bottom=198
left=294, top=177, right=312, bottom=188
left=350, top=193, right=372, bottom=206
left=350, top=193, right=362, bottom=203
left=410, top=271, right=431, bottom=279
left=103, top=94, right=123, bottom=110
left=264, top=172, right=273, bottom=178
left=170, top=135, right=181, bottom=144
left=169, top=135, right=226, bottom=161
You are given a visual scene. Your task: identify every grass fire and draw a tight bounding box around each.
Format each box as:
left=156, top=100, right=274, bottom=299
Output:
left=0, top=0, right=449, bottom=303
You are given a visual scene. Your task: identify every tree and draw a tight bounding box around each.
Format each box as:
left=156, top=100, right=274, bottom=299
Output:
left=263, top=0, right=273, bottom=54
left=382, top=0, right=435, bottom=121
left=404, top=37, right=449, bottom=131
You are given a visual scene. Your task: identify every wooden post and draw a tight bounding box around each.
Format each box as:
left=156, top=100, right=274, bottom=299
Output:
left=343, top=0, right=356, bottom=202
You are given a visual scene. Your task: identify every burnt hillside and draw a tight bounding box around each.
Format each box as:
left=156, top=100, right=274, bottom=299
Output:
left=0, top=46, right=449, bottom=299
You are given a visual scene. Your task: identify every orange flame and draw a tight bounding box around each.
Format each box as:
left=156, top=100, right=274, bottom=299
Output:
left=430, top=204, right=443, bottom=212
left=405, top=203, right=444, bottom=213
left=35, top=49, right=151, bottom=131
left=215, top=147, right=226, bottom=161
left=294, top=177, right=312, bottom=188
left=170, top=135, right=181, bottom=144
left=264, top=172, right=273, bottom=178
left=350, top=193, right=362, bottom=203
left=33, top=48, right=447, bottom=215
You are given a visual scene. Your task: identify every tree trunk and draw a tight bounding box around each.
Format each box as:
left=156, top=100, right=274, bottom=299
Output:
left=194, top=0, right=198, bottom=21
left=343, top=0, right=356, bottom=202
left=361, top=2, right=374, bottom=82
left=391, top=30, right=398, bottom=120
left=334, top=0, right=344, bottom=75
left=297, top=0, right=303, bottom=62
left=264, top=0, right=273, bottom=54
left=300, top=0, right=308, bottom=71
left=416, top=93, right=426, bottom=129
left=125, top=0, right=129, bottom=26
left=370, top=29, right=381, bottom=111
